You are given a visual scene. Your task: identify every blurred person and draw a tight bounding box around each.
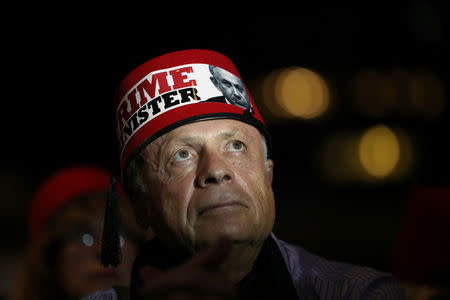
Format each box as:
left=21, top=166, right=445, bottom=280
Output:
left=104, top=49, right=405, bottom=299
left=9, top=165, right=150, bottom=300
left=393, top=185, right=450, bottom=300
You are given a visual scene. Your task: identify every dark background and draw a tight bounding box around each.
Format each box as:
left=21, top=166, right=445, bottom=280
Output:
left=1, top=2, right=449, bottom=294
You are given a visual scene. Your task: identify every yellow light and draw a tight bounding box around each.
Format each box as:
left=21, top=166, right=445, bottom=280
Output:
left=274, top=67, right=329, bottom=119
left=408, top=70, right=445, bottom=118
left=358, top=125, right=400, bottom=178
left=350, top=70, right=396, bottom=118
left=261, top=69, right=293, bottom=119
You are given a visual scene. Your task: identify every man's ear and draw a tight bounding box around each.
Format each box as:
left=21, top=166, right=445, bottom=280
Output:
left=265, top=159, right=274, bottom=184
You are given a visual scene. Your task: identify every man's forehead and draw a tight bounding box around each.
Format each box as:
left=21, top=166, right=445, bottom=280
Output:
left=216, top=68, right=238, bottom=80
left=153, top=119, right=259, bottom=146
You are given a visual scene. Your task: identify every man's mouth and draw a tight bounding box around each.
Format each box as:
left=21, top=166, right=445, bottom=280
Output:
left=198, top=201, right=246, bottom=216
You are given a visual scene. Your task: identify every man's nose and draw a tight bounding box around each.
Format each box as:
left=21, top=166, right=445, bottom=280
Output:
left=231, top=86, right=242, bottom=99
left=196, top=151, right=234, bottom=187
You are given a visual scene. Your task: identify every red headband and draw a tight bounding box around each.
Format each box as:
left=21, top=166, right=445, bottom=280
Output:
left=115, top=49, right=268, bottom=172
left=28, top=165, right=114, bottom=240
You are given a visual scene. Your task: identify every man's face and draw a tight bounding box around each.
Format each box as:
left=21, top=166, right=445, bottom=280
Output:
left=140, top=119, right=274, bottom=251
left=211, top=68, right=250, bottom=110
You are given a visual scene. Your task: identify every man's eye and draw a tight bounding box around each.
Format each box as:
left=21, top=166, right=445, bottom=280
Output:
left=174, top=149, right=191, bottom=161
left=222, top=80, right=231, bottom=88
left=229, top=141, right=245, bottom=152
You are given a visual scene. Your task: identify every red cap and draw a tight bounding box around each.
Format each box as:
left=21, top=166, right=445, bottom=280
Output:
left=115, top=49, right=268, bottom=173
left=28, top=165, right=114, bottom=240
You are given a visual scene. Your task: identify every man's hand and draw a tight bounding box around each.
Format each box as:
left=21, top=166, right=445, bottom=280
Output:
left=139, top=237, right=235, bottom=299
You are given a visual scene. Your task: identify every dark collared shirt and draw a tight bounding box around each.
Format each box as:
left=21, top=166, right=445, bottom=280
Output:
left=128, top=233, right=405, bottom=299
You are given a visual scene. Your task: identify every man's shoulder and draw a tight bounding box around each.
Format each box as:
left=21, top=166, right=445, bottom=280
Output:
left=272, top=234, right=405, bottom=299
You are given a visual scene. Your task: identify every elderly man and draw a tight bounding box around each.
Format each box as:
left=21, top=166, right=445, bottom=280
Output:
left=104, top=49, right=405, bottom=299
left=207, top=65, right=253, bottom=112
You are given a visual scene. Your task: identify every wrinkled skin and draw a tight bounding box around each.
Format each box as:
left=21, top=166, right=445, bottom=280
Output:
left=140, top=119, right=275, bottom=253
left=135, top=119, right=276, bottom=298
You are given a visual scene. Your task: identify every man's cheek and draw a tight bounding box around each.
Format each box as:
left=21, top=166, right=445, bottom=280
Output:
left=165, top=163, right=195, bottom=183
left=161, top=182, right=191, bottom=215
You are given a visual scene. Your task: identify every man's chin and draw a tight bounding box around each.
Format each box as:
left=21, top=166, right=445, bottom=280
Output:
left=193, top=219, right=253, bottom=249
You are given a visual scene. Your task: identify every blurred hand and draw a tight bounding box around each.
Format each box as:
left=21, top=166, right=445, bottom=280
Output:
left=139, top=237, right=235, bottom=299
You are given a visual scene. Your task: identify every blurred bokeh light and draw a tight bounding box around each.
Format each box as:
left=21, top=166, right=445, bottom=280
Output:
left=349, top=70, right=397, bottom=118
left=348, top=68, right=445, bottom=119
left=255, top=67, right=331, bottom=121
left=316, top=125, right=414, bottom=183
left=274, top=67, right=330, bottom=119
left=359, top=124, right=400, bottom=178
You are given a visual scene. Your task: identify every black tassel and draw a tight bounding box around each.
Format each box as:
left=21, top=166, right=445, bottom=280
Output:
left=101, top=176, right=121, bottom=267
